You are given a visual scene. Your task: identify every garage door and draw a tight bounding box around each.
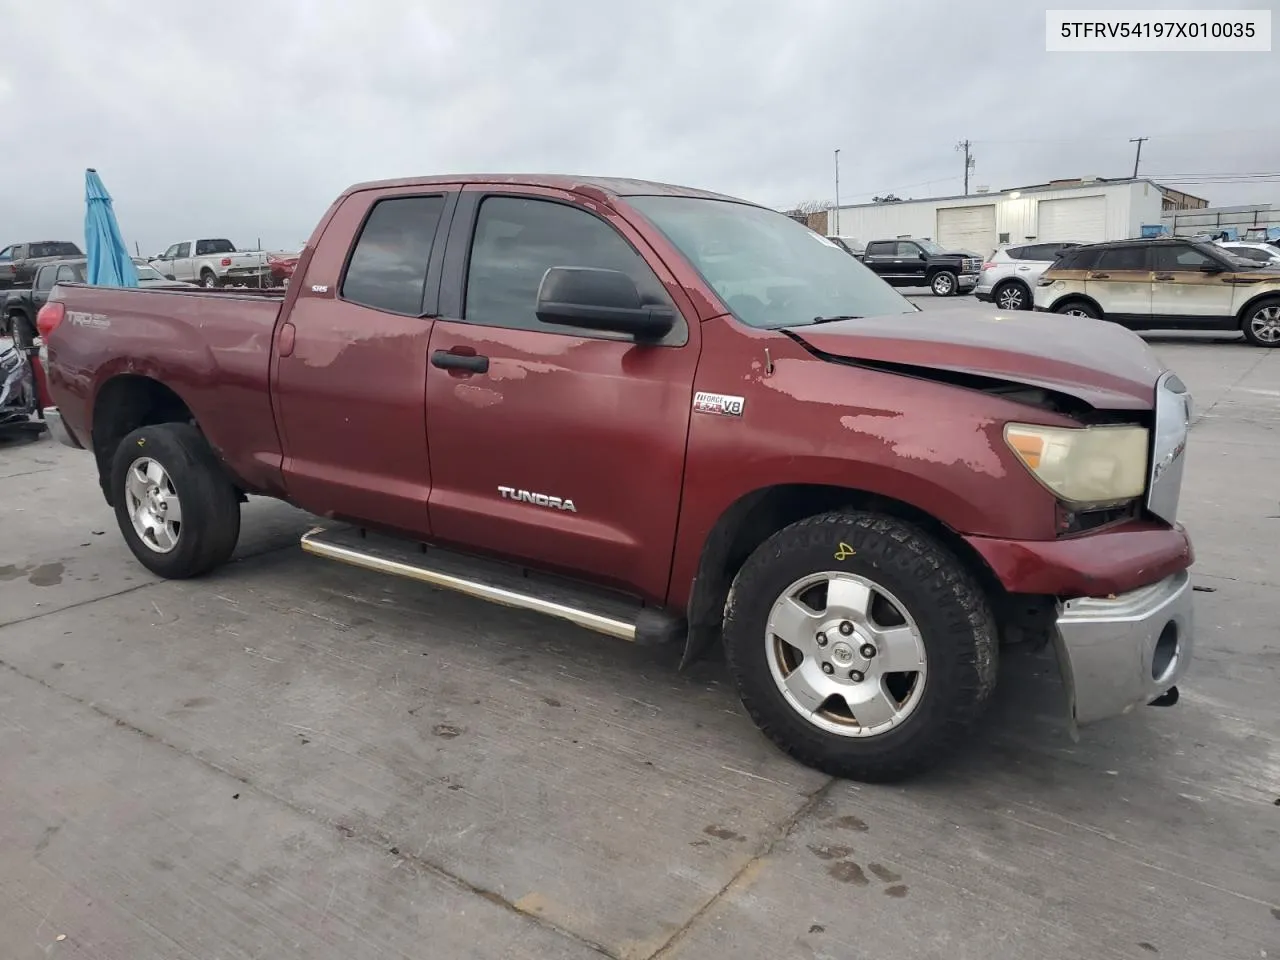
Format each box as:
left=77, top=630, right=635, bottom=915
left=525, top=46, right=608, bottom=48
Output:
left=1037, top=196, right=1106, bottom=243
left=936, top=204, right=997, bottom=257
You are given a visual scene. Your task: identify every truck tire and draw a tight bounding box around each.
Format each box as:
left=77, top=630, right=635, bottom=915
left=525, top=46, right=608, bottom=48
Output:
left=722, top=511, right=997, bottom=782
left=110, top=423, right=241, bottom=579
left=1241, top=296, right=1280, bottom=347
left=7, top=312, right=35, bottom=351
left=929, top=271, right=957, bottom=296
left=200, top=270, right=219, bottom=288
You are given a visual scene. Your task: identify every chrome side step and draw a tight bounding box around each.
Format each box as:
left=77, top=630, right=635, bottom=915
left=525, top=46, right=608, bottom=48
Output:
left=301, top=525, right=661, bottom=642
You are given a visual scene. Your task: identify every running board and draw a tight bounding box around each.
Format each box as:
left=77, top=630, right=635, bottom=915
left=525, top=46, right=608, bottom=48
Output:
left=300, top=525, right=685, bottom=645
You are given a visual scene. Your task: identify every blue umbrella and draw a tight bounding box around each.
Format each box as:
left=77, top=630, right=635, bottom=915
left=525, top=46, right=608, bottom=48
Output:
left=84, top=168, right=139, bottom=287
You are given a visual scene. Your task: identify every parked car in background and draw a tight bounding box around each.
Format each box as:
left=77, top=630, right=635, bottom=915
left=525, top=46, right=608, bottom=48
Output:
left=1216, top=241, right=1280, bottom=268
left=1035, top=238, right=1280, bottom=347
left=39, top=173, right=1196, bottom=782
left=861, top=238, right=982, bottom=296
left=150, top=238, right=297, bottom=288
left=827, top=236, right=865, bottom=258
left=0, top=241, right=84, bottom=290
left=3, top=257, right=193, bottom=349
left=975, top=242, right=1080, bottom=311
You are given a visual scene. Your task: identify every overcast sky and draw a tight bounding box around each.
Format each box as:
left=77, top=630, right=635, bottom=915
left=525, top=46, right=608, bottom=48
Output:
left=3, top=0, right=1277, bottom=254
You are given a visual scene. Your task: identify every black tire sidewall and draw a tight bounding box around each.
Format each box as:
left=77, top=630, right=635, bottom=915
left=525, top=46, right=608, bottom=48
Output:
left=110, top=423, right=240, bottom=579
left=1056, top=300, right=1099, bottom=319
left=994, top=282, right=1028, bottom=310
left=723, top=512, right=996, bottom=781
left=1241, top=296, right=1280, bottom=347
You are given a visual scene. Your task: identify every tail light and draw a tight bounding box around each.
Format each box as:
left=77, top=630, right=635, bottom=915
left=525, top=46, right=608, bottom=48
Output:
left=36, top=301, right=65, bottom=340
left=221, top=257, right=232, bottom=267
left=981, top=261, right=997, bottom=272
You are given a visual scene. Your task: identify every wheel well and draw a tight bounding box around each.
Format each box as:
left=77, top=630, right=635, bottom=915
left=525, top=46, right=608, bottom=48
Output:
left=992, top=277, right=1029, bottom=295
left=91, top=376, right=195, bottom=505
left=1237, top=291, right=1280, bottom=326
left=681, top=483, right=1009, bottom=667
left=1049, top=293, right=1101, bottom=315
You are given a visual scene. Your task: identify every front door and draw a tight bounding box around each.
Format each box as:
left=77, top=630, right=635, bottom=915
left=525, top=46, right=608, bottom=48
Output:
left=274, top=188, right=456, bottom=538
left=1150, top=242, right=1236, bottom=326
left=894, top=241, right=928, bottom=283
left=171, top=242, right=194, bottom=282
left=424, top=187, right=701, bottom=601
left=1085, top=245, right=1152, bottom=322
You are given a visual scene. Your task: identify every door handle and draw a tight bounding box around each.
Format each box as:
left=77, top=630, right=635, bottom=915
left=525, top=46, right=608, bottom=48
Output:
left=431, top=349, right=489, bottom=373
left=1088, top=272, right=1110, bottom=279
left=1154, top=273, right=1175, bottom=281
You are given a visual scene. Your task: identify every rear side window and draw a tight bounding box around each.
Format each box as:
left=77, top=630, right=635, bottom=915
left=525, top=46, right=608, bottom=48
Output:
left=864, top=241, right=893, bottom=256
left=1004, top=245, right=1026, bottom=259
left=1095, top=247, right=1148, bottom=270
left=1057, top=248, right=1099, bottom=270
left=1021, top=243, right=1070, bottom=261
left=341, top=195, right=445, bottom=315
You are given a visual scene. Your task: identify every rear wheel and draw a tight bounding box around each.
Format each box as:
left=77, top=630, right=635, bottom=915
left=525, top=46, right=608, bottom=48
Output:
left=6, top=312, right=35, bottom=351
left=110, top=423, right=241, bottom=579
left=1241, top=297, right=1280, bottom=347
left=1054, top=299, right=1100, bottom=319
left=994, top=281, right=1029, bottom=311
left=930, top=271, right=957, bottom=297
left=200, top=270, right=219, bottom=289
left=722, top=511, right=997, bottom=782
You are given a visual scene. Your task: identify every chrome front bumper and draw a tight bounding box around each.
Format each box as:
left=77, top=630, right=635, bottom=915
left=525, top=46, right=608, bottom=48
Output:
left=1054, top=570, right=1193, bottom=726
left=42, top=407, right=82, bottom=449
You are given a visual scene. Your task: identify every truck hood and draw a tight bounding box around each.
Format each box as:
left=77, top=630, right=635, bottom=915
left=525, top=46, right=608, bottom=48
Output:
left=784, top=306, right=1164, bottom=410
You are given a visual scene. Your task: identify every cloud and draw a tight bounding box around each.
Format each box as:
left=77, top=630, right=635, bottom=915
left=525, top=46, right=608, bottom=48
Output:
left=2, top=0, right=1276, bottom=254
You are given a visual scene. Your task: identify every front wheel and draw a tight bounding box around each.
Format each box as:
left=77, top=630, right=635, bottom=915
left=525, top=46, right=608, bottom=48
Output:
left=930, top=271, right=957, bottom=297
left=1241, top=297, right=1280, bottom=347
left=723, top=511, right=998, bottom=782
left=110, top=423, right=242, bottom=579
left=1054, top=300, right=1100, bottom=319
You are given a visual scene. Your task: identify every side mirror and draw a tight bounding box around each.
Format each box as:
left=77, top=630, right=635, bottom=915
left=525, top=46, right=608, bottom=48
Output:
left=164, top=273, right=176, bottom=281
left=535, top=267, right=674, bottom=341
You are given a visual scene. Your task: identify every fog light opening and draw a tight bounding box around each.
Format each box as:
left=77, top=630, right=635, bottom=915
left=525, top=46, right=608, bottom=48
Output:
left=1151, top=621, right=1179, bottom=683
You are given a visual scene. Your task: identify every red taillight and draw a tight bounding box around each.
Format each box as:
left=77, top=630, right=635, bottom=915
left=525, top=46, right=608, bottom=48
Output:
left=36, top=301, right=65, bottom=340
left=982, top=261, right=997, bottom=271
left=221, top=257, right=232, bottom=267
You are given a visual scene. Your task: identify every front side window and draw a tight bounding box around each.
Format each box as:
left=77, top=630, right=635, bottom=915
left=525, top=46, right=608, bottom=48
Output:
left=630, top=196, right=916, bottom=329
left=464, top=196, right=674, bottom=336
left=0, top=246, right=12, bottom=262
left=915, top=239, right=946, bottom=256
left=1152, top=244, right=1218, bottom=272
left=894, top=241, right=922, bottom=258
left=175, top=243, right=191, bottom=258
left=34, top=266, right=56, bottom=290
left=341, top=195, right=444, bottom=315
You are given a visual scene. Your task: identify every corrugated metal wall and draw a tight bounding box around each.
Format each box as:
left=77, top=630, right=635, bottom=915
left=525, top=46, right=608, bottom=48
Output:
left=831, top=183, right=1158, bottom=248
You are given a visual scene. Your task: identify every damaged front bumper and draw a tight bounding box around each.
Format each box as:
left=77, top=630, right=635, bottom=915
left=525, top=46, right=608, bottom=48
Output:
left=1054, top=570, right=1193, bottom=727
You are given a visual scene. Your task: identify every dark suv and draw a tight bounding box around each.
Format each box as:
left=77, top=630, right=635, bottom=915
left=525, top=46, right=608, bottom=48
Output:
left=861, top=238, right=983, bottom=297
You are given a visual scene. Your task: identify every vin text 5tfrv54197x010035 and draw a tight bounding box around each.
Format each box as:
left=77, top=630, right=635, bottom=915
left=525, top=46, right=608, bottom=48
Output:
left=38, top=174, right=1193, bottom=781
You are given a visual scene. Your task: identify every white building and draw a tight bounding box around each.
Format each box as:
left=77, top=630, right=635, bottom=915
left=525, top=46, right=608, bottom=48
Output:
left=828, top=178, right=1201, bottom=258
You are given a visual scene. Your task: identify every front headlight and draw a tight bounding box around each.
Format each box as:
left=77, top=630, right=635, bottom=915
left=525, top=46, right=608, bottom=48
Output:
left=1004, top=423, right=1149, bottom=505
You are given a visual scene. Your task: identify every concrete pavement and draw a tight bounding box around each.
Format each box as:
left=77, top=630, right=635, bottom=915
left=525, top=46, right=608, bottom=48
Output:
left=1, top=329, right=1276, bottom=960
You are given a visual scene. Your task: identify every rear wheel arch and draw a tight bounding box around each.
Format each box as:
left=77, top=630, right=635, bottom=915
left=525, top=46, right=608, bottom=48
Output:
left=91, top=375, right=201, bottom=505
left=992, top=279, right=1031, bottom=310
left=681, top=483, right=1007, bottom=669
left=1238, top=292, right=1280, bottom=324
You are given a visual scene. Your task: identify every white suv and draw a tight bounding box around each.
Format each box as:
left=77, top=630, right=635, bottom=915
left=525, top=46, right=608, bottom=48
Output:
left=975, top=242, right=1080, bottom=311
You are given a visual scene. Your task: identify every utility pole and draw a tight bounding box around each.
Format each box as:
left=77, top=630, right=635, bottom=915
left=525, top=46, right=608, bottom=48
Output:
left=955, top=140, right=975, bottom=195
left=1129, top=137, right=1148, bottom=178
left=833, top=149, right=841, bottom=236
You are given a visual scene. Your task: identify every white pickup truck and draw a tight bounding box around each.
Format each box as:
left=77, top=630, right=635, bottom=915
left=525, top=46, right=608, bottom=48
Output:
left=150, top=238, right=297, bottom=288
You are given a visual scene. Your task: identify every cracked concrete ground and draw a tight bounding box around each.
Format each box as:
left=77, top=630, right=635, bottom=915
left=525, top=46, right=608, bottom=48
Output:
left=1, top=325, right=1277, bottom=960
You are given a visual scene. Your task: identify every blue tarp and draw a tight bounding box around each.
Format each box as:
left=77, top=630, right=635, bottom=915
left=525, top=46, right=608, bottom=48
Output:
left=84, top=168, right=139, bottom=287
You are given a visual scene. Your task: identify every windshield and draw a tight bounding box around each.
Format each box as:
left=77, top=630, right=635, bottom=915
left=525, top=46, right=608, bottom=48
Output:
left=915, top=239, right=946, bottom=255
left=132, top=261, right=165, bottom=280
left=628, top=196, right=916, bottom=328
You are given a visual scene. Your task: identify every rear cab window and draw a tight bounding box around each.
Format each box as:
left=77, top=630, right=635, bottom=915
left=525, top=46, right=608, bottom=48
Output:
left=196, top=239, right=236, bottom=256
left=341, top=195, right=446, bottom=315
left=31, top=242, right=82, bottom=258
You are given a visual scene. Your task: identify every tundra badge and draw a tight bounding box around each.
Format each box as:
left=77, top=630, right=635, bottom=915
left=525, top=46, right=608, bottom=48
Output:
left=693, top=392, right=745, bottom=417
left=498, top=486, right=577, bottom=512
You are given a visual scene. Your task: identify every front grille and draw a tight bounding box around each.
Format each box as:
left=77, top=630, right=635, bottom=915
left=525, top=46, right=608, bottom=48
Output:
left=963, top=258, right=982, bottom=273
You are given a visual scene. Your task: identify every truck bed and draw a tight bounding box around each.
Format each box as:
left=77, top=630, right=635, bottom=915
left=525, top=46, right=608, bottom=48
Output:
left=47, top=284, right=288, bottom=496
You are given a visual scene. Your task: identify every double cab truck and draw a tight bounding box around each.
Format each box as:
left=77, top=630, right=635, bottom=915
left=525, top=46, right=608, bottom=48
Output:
left=150, top=238, right=296, bottom=288
left=0, top=240, right=83, bottom=290
left=861, top=238, right=984, bottom=297
left=38, top=174, right=1195, bottom=782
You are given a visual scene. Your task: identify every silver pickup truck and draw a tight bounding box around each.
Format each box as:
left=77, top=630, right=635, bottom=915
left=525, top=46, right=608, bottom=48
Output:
left=150, top=238, right=297, bottom=288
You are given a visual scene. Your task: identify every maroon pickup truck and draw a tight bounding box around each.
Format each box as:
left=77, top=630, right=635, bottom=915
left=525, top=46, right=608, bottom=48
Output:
left=37, top=174, right=1195, bottom=781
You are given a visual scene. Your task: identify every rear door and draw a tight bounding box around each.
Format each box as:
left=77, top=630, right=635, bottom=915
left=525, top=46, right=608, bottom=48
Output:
left=1086, top=245, right=1152, bottom=323
left=1150, top=243, right=1235, bottom=326
left=861, top=241, right=898, bottom=281
left=273, top=187, right=457, bottom=537
left=423, top=185, right=701, bottom=600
